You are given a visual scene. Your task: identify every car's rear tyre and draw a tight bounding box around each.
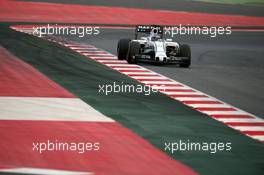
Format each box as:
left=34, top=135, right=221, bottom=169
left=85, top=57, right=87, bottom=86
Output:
left=179, top=44, right=191, bottom=68
left=117, top=39, right=131, bottom=60
left=127, top=41, right=140, bottom=64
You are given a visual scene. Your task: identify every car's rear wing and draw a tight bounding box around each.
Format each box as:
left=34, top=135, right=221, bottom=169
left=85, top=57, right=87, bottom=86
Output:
left=135, top=25, right=163, bottom=39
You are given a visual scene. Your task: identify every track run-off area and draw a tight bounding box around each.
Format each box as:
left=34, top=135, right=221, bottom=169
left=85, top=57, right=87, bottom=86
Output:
left=0, top=0, right=264, bottom=175
left=12, top=25, right=264, bottom=144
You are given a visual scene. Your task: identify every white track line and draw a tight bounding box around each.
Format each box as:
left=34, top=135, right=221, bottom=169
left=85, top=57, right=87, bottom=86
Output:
left=188, top=104, right=230, bottom=108
left=70, top=47, right=98, bottom=50
left=64, top=44, right=94, bottom=47
left=83, top=53, right=113, bottom=56
left=200, top=111, right=248, bottom=115
left=0, top=167, right=91, bottom=175
left=106, top=64, right=140, bottom=67
left=152, top=87, right=192, bottom=90
left=78, top=50, right=104, bottom=53
left=0, top=97, right=114, bottom=122
left=232, top=126, right=264, bottom=131
left=174, top=97, right=216, bottom=101
left=140, top=81, right=179, bottom=84
left=123, top=72, right=158, bottom=75
left=130, top=76, right=168, bottom=80
left=163, top=91, right=203, bottom=95
left=90, top=56, right=117, bottom=59
left=251, top=136, right=264, bottom=141
left=113, top=67, right=147, bottom=70
left=216, top=118, right=264, bottom=123
left=97, top=60, right=126, bottom=63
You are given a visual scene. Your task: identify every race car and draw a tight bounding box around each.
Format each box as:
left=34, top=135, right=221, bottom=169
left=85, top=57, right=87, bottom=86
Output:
left=117, top=25, right=191, bottom=67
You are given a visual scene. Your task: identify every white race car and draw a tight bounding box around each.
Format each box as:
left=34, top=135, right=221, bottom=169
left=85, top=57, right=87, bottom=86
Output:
left=117, top=25, right=191, bottom=67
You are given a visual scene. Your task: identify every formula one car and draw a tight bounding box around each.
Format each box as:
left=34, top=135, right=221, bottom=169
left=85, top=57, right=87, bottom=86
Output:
left=117, top=25, right=191, bottom=67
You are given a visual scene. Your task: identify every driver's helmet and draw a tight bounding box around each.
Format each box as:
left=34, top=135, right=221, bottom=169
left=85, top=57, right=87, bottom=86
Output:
left=149, top=28, right=160, bottom=41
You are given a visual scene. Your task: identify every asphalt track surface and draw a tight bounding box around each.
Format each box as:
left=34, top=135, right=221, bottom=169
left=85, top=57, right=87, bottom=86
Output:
left=62, top=28, right=264, bottom=118
left=23, top=0, right=264, bottom=16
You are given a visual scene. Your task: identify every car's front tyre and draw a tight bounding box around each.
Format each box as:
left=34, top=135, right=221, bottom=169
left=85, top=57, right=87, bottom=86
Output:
left=127, top=41, right=140, bottom=64
left=117, top=38, right=131, bottom=60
